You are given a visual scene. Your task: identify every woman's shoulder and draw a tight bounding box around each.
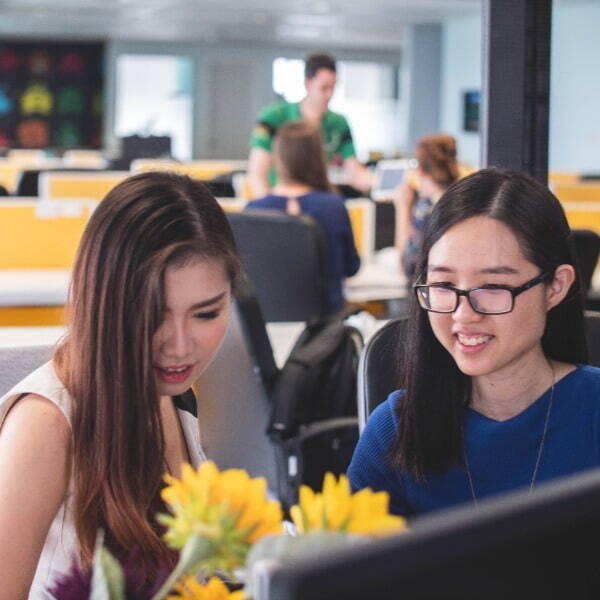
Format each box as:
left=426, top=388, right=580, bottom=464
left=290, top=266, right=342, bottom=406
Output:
left=365, top=390, right=404, bottom=434
left=565, top=364, right=600, bottom=388
left=2, top=392, right=70, bottom=438
left=0, top=360, right=72, bottom=427
left=245, top=194, right=284, bottom=209
left=553, top=364, right=600, bottom=408
left=302, top=190, right=346, bottom=205
left=301, top=192, right=350, bottom=222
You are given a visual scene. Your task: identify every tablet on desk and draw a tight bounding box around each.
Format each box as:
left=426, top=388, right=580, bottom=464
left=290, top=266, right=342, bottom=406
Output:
left=371, top=159, right=415, bottom=202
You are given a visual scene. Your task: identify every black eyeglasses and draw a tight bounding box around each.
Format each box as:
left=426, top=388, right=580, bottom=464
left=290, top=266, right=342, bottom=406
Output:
left=414, top=271, right=553, bottom=315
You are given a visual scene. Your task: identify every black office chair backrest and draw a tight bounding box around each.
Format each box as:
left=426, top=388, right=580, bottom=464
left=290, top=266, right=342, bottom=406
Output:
left=227, top=210, right=329, bottom=322
left=0, top=345, right=54, bottom=397
left=572, top=229, right=600, bottom=300
left=15, top=170, right=40, bottom=196
left=585, top=311, right=600, bottom=367
left=357, top=317, right=408, bottom=430
left=234, top=274, right=279, bottom=391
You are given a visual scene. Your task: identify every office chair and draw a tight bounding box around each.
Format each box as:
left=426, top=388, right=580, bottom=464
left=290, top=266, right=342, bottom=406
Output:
left=204, top=179, right=235, bottom=198
left=585, top=311, right=600, bottom=367
left=571, top=229, right=600, bottom=302
left=357, top=311, right=600, bottom=431
left=0, top=345, right=54, bottom=396
left=227, top=210, right=329, bottom=322
left=357, top=316, right=408, bottom=431
left=15, top=170, right=40, bottom=196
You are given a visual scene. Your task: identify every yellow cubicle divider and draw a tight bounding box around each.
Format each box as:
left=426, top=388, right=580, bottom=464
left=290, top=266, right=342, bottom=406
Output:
left=554, top=183, right=600, bottom=204
left=549, top=172, right=581, bottom=187
left=0, top=306, right=66, bottom=327
left=345, top=199, right=375, bottom=259
left=130, top=159, right=248, bottom=182
left=0, top=199, right=92, bottom=269
left=38, top=171, right=129, bottom=200
left=0, top=199, right=93, bottom=326
left=0, top=160, right=22, bottom=194
left=0, top=195, right=373, bottom=327
left=562, top=202, right=600, bottom=236
left=0, top=197, right=244, bottom=272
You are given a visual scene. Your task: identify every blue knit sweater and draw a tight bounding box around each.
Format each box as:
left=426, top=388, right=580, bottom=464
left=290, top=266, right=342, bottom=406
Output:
left=348, top=365, right=600, bottom=517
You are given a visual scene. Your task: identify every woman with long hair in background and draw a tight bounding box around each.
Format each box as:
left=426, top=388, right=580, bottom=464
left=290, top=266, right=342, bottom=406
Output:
left=245, top=120, right=360, bottom=314
left=394, top=133, right=460, bottom=281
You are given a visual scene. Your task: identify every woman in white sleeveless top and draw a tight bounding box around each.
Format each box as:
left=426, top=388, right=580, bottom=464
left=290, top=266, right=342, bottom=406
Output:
left=0, top=172, right=241, bottom=599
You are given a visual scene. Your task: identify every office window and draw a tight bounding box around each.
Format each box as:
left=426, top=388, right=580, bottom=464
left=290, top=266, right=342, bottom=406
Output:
left=115, top=54, right=193, bottom=160
left=272, top=58, right=402, bottom=161
left=273, top=58, right=305, bottom=102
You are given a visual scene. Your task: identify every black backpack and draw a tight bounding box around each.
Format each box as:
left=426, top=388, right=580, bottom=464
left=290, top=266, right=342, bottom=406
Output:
left=268, top=312, right=363, bottom=510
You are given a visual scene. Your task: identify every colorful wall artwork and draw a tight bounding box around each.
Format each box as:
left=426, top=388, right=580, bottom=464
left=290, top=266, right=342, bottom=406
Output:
left=0, top=42, right=104, bottom=149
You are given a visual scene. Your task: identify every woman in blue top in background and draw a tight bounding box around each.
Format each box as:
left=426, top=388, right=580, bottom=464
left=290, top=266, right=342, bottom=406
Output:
left=245, top=120, right=360, bottom=313
left=349, top=168, right=600, bottom=517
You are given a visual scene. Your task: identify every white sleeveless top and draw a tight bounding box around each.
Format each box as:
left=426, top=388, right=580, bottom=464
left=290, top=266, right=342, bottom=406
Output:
left=0, top=361, right=207, bottom=599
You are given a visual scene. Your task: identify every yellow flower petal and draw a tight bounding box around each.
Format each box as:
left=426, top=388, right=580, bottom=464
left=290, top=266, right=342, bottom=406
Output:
left=167, top=576, right=245, bottom=600
left=159, top=461, right=284, bottom=573
left=289, top=472, right=408, bottom=536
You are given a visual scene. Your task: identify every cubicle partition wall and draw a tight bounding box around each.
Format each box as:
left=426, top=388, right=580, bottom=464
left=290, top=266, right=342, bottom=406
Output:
left=38, top=170, right=129, bottom=199
left=130, top=159, right=248, bottom=181
left=0, top=198, right=90, bottom=325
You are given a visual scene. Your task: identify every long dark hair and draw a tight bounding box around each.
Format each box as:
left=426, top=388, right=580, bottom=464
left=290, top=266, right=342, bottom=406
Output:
left=55, top=171, right=240, bottom=570
left=392, top=168, right=587, bottom=480
left=273, top=120, right=332, bottom=192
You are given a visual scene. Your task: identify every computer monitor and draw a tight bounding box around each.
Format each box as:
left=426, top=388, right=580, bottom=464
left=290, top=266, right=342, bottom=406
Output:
left=371, top=159, right=415, bottom=201
left=261, top=467, right=600, bottom=600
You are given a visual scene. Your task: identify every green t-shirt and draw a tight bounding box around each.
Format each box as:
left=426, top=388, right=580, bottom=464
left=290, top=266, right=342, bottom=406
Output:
left=249, top=101, right=356, bottom=185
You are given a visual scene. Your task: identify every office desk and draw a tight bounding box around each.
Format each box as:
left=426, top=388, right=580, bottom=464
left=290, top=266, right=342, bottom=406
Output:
left=0, top=269, right=69, bottom=326
left=345, top=251, right=406, bottom=303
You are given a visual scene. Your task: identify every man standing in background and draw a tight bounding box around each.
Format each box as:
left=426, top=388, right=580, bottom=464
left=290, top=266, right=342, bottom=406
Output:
left=247, top=52, right=373, bottom=198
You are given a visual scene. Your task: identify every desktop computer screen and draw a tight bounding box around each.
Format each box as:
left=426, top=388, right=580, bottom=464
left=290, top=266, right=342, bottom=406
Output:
left=264, top=467, right=600, bottom=600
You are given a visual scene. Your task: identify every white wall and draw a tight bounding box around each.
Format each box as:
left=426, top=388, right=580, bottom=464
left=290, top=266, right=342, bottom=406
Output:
left=439, top=2, right=600, bottom=174
left=439, top=14, right=482, bottom=169
left=105, top=41, right=401, bottom=160
left=550, top=1, right=600, bottom=173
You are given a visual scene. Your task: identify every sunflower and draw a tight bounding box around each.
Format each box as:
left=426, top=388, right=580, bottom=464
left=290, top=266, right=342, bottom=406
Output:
left=167, top=576, right=245, bottom=600
left=290, top=473, right=407, bottom=536
left=159, top=461, right=283, bottom=574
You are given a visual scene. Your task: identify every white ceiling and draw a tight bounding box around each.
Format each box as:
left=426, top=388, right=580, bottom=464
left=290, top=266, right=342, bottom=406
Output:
left=0, top=0, right=482, bottom=49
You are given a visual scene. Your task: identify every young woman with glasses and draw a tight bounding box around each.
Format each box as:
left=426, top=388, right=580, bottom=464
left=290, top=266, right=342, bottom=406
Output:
left=0, top=172, right=240, bottom=598
left=349, top=168, right=600, bottom=516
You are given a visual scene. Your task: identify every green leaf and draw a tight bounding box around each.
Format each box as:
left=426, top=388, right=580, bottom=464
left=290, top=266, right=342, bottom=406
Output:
left=101, top=549, right=126, bottom=600
left=90, top=532, right=125, bottom=600
left=150, top=534, right=214, bottom=600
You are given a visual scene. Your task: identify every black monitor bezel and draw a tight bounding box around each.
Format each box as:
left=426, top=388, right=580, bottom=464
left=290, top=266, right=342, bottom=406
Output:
left=266, top=467, right=600, bottom=600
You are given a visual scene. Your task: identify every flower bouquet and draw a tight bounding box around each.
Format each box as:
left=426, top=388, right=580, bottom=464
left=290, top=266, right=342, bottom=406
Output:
left=52, top=461, right=407, bottom=599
